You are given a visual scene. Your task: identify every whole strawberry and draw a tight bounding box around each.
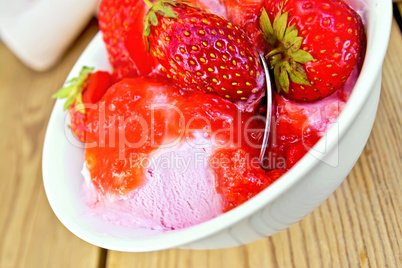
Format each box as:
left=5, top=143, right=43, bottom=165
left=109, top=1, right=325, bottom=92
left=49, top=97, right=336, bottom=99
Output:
left=143, top=0, right=265, bottom=111
left=53, top=67, right=112, bottom=142
left=260, top=0, right=365, bottom=102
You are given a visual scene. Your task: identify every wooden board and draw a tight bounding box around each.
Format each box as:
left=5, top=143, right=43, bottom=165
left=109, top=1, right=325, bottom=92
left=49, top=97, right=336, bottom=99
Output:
left=0, top=15, right=400, bottom=268
left=0, top=19, right=103, bottom=268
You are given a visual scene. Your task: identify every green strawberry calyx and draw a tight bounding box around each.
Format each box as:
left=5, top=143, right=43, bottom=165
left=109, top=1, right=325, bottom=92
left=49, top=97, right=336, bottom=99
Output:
left=143, top=0, right=197, bottom=52
left=52, top=66, right=94, bottom=114
left=259, top=7, right=314, bottom=94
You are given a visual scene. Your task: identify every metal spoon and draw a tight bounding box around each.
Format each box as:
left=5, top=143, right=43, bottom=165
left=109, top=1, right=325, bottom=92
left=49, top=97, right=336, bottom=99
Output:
left=258, top=54, right=273, bottom=169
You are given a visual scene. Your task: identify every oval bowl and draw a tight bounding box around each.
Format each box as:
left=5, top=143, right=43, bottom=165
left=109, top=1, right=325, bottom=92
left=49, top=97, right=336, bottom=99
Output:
left=42, top=0, right=392, bottom=251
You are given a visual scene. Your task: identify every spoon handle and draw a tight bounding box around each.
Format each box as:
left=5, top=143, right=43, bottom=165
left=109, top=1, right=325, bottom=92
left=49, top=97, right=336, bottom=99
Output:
left=258, top=54, right=273, bottom=169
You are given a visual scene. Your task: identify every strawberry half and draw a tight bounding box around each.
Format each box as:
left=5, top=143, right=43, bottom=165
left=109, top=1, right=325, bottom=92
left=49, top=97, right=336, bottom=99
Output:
left=99, top=0, right=159, bottom=80
left=143, top=0, right=265, bottom=111
left=260, top=0, right=365, bottom=102
left=53, top=67, right=112, bottom=142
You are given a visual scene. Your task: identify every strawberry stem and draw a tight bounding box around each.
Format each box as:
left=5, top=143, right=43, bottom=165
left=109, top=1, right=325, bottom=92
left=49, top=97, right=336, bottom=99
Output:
left=267, top=47, right=285, bottom=58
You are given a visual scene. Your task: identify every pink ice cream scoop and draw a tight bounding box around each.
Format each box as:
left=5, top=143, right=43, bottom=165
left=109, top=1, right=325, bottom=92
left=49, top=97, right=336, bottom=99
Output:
left=83, top=139, right=223, bottom=231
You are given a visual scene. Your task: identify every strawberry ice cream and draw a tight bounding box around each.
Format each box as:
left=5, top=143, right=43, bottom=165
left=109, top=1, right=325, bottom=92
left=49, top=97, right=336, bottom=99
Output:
left=63, top=0, right=367, bottom=232
left=81, top=77, right=273, bottom=230
left=83, top=139, right=223, bottom=230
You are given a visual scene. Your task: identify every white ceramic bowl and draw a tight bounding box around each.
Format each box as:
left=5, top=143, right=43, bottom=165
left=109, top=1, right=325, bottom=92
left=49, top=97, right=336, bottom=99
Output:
left=42, top=0, right=392, bottom=252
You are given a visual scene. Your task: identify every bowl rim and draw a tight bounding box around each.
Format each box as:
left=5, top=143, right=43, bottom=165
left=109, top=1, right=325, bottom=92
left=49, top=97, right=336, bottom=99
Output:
left=42, top=0, right=393, bottom=252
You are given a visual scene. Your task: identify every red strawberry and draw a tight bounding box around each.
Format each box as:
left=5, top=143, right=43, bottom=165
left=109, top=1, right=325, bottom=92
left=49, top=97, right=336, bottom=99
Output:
left=143, top=0, right=265, bottom=111
left=210, top=148, right=286, bottom=211
left=225, top=0, right=268, bottom=53
left=53, top=67, right=112, bottom=142
left=68, top=104, right=88, bottom=143
left=98, top=0, right=159, bottom=80
left=260, top=0, right=365, bottom=102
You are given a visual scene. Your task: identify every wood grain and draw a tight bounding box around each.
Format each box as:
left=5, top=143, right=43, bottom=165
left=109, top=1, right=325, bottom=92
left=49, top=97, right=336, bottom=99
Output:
left=0, top=19, right=103, bottom=268
left=0, top=14, right=400, bottom=268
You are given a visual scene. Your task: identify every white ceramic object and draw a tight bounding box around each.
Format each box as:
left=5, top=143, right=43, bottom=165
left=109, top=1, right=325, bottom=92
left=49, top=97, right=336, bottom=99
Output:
left=42, top=0, right=392, bottom=251
left=0, top=0, right=99, bottom=71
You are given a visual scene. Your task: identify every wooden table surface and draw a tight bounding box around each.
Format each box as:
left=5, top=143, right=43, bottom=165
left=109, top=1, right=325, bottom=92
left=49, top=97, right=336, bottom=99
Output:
left=1, top=6, right=401, bottom=268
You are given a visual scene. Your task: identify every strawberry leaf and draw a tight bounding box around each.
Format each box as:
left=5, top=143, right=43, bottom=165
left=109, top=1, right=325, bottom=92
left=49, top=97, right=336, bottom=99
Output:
left=52, top=85, right=74, bottom=98
left=144, top=0, right=201, bottom=53
left=290, top=50, right=314, bottom=64
left=273, top=64, right=281, bottom=93
left=288, top=64, right=311, bottom=86
left=279, top=65, right=290, bottom=93
left=146, top=37, right=151, bottom=53
left=144, top=23, right=151, bottom=37
left=63, top=95, right=76, bottom=111
left=149, top=12, right=158, bottom=26
left=143, top=1, right=179, bottom=37
left=180, top=1, right=199, bottom=9
left=66, top=77, right=78, bottom=84
left=284, top=36, right=302, bottom=53
left=259, top=8, right=276, bottom=46
left=165, top=0, right=178, bottom=6
left=284, top=25, right=298, bottom=40
left=53, top=66, right=93, bottom=111
left=159, top=6, right=178, bottom=19
left=273, top=11, right=288, bottom=42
